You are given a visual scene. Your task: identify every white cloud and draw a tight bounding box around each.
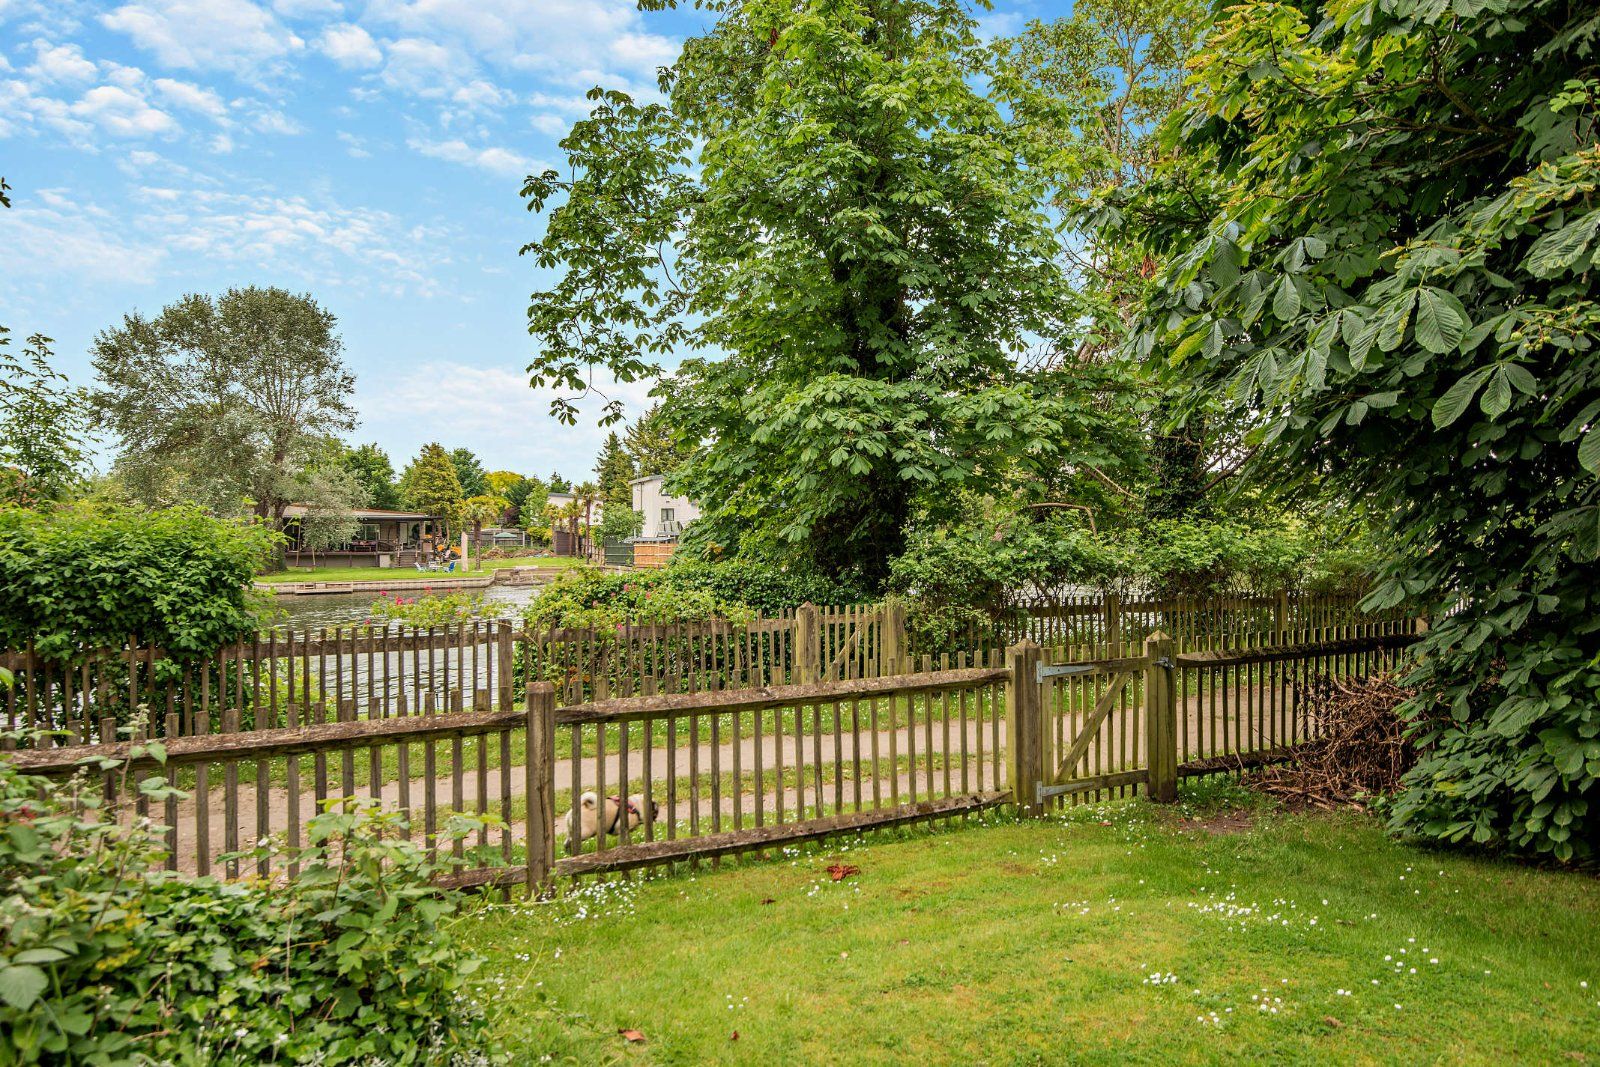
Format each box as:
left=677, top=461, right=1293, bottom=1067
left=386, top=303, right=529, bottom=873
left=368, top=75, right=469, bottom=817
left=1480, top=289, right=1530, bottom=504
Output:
left=364, top=0, right=679, bottom=86
left=26, top=40, right=98, bottom=83
left=209, top=131, right=235, bottom=152
left=450, top=79, right=511, bottom=110
left=4, top=197, right=167, bottom=285
left=337, top=129, right=370, bottom=156
left=128, top=185, right=446, bottom=295
left=379, top=36, right=463, bottom=94
left=407, top=136, right=537, bottom=177
left=101, top=0, right=305, bottom=74
left=273, top=0, right=341, bottom=15
left=152, top=77, right=228, bottom=120
left=318, top=22, right=380, bottom=68
left=249, top=107, right=302, bottom=134
left=361, top=361, right=655, bottom=474
left=70, top=84, right=178, bottom=137
left=607, top=32, right=677, bottom=72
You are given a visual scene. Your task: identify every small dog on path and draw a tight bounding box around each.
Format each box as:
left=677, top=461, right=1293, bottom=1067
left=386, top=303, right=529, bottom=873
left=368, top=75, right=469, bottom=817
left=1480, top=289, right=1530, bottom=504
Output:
left=562, top=791, right=660, bottom=853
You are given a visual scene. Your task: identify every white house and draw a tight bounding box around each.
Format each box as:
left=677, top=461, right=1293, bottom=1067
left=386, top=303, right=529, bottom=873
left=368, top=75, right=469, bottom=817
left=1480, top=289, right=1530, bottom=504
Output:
left=630, top=474, right=700, bottom=540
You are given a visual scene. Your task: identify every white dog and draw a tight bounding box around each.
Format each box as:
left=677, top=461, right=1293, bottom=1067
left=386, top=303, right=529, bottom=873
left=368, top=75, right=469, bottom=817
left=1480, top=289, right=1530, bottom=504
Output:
left=562, top=791, right=659, bottom=853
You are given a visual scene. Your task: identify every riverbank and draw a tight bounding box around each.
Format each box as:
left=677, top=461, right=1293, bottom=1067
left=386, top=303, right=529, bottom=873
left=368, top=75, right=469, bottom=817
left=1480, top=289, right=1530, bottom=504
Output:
left=256, top=557, right=593, bottom=595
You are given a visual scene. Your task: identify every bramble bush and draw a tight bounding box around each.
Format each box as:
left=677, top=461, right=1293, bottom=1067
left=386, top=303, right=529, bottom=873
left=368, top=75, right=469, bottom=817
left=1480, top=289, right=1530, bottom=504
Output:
left=0, top=503, right=278, bottom=661
left=0, top=732, right=501, bottom=1065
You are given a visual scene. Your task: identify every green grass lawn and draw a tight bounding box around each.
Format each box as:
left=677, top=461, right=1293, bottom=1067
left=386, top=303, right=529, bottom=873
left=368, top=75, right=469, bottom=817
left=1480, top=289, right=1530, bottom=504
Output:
left=256, top=556, right=588, bottom=583
left=459, top=785, right=1600, bottom=1065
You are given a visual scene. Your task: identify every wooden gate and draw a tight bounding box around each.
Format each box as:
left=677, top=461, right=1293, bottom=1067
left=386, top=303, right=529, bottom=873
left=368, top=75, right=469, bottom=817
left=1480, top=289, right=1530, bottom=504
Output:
left=1007, top=636, right=1179, bottom=813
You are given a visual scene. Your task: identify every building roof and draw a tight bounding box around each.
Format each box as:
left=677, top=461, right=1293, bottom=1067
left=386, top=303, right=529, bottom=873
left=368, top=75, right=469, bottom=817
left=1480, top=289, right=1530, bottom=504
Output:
left=628, top=473, right=666, bottom=486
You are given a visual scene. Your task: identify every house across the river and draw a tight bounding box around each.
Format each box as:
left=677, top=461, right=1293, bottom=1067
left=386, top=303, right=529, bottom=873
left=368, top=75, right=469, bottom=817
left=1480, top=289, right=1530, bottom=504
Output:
left=281, top=505, right=445, bottom=569
left=629, top=474, right=700, bottom=568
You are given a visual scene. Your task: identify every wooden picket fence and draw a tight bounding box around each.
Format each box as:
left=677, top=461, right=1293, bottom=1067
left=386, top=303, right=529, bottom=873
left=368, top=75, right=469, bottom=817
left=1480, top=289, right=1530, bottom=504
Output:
left=6, top=621, right=1417, bottom=890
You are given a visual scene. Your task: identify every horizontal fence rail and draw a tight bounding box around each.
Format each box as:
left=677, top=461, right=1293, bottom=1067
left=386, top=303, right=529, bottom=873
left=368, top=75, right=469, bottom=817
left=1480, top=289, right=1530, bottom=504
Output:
left=13, top=684, right=558, bottom=887
left=544, top=652, right=1009, bottom=879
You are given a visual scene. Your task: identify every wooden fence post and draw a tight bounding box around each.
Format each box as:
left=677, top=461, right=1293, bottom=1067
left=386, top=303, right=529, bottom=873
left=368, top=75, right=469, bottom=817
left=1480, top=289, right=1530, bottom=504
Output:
left=497, top=620, right=515, bottom=710
left=795, top=602, right=821, bottom=684
left=525, top=681, right=556, bottom=896
left=1274, top=590, right=1289, bottom=646
left=1104, top=593, right=1122, bottom=655
left=881, top=599, right=907, bottom=676
left=1144, top=632, right=1178, bottom=803
left=1006, top=640, right=1044, bottom=816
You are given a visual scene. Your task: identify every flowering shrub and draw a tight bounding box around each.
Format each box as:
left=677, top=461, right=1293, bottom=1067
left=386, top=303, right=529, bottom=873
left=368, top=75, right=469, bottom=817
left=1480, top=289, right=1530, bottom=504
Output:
left=369, top=590, right=507, bottom=628
left=0, top=733, right=502, bottom=1065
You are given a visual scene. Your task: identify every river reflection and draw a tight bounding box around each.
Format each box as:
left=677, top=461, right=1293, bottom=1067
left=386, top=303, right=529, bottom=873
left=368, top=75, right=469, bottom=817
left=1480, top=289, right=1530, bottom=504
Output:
left=257, top=584, right=543, bottom=630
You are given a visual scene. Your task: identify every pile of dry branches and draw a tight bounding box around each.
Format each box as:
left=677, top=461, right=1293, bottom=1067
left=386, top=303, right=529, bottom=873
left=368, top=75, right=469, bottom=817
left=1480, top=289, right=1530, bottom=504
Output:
left=1251, top=673, right=1417, bottom=811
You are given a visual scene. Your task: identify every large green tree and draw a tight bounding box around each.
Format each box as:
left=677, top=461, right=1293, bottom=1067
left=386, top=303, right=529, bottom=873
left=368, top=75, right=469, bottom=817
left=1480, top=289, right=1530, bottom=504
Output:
left=90, top=287, right=356, bottom=530
left=1121, top=0, right=1600, bottom=859
left=449, top=448, right=488, bottom=498
left=400, top=443, right=465, bottom=537
left=523, top=0, right=1132, bottom=581
left=622, top=404, right=694, bottom=479
left=338, top=443, right=401, bottom=510
left=0, top=331, right=88, bottom=507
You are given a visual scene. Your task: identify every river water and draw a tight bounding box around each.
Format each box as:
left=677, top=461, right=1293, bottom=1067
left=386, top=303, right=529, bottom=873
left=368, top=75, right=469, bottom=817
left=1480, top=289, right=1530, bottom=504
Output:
left=260, top=583, right=544, bottom=631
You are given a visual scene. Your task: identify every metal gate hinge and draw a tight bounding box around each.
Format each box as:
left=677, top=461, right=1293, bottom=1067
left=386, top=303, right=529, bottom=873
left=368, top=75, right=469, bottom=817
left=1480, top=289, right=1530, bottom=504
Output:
left=1036, top=662, right=1097, bottom=682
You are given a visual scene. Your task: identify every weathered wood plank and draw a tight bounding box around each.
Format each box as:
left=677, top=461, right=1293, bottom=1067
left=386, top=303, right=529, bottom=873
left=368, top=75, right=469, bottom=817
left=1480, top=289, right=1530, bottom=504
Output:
left=1175, top=633, right=1417, bottom=669
left=553, top=667, right=1010, bottom=726
left=555, top=791, right=1011, bottom=876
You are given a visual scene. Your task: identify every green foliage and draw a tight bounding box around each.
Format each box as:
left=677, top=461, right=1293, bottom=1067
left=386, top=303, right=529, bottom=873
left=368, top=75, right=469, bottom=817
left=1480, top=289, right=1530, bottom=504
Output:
left=369, top=591, right=503, bottom=628
left=523, top=566, right=754, bottom=634
left=598, top=507, right=645, bottom=544
left=339, top=442, right=401, bottom=510
left=545, top=472, right=572, bottom=494
left=522, top=559, right=869, bottom=633
left=0, top=503, right=277, bottom=661
left=450, top=448, right=488, bottom=498
left=622, top=404, right=693, bottom=479
left=400, top=443, right=465, bottom=536
left=524, top=0, right=1136, bottom=580
left=1119, top=0, right=1600, bottom=859
left=90, top=287, right=356, bottom=527
left=889, top=502, right=1377, bottom=649
left=594, top=432, right=637, bottom=544
left=292, top=462, right=372, bottom=559
left=0, top=330, right=88, bottom=507
left=0, top=744, right=500, bottom=1064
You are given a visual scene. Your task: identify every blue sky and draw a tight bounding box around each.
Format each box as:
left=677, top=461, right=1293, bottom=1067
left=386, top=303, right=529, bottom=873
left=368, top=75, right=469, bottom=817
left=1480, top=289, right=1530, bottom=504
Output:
left=1, top=0, right=1058, bottom=483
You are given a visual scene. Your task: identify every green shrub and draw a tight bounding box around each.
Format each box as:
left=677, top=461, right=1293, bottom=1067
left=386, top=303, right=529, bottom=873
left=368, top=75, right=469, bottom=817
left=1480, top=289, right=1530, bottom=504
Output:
left=659, top=558, right=873, bottom=613
left=0, top=736, right=500, bottom=1065
left=523, top=566, right=754, bottom=633
left=0, top=503, right=278, bottom=660
left=369, top=590, right=507, bottom=628
left=889, top=509, right=1380, bottom=650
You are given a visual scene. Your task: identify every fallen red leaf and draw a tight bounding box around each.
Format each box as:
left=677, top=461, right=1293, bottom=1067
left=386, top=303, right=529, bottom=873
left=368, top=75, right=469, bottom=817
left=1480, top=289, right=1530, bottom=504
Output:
left=759, top=897, right=775, bottom=905
left=730, top=1031, right=740, bottom=1041
left=826, top=863, right=860, bottom=881
left=619, top=1029, right=646, bottom=1043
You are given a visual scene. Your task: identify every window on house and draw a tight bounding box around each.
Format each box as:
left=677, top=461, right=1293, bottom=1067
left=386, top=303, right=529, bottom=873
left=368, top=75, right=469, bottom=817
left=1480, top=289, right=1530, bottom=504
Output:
left=660, top=508, right=675, bottom=524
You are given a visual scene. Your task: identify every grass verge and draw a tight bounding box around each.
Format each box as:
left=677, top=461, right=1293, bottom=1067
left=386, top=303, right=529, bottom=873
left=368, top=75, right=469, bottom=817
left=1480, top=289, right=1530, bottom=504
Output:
left=459, top=784, right=1600, bottom=1065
